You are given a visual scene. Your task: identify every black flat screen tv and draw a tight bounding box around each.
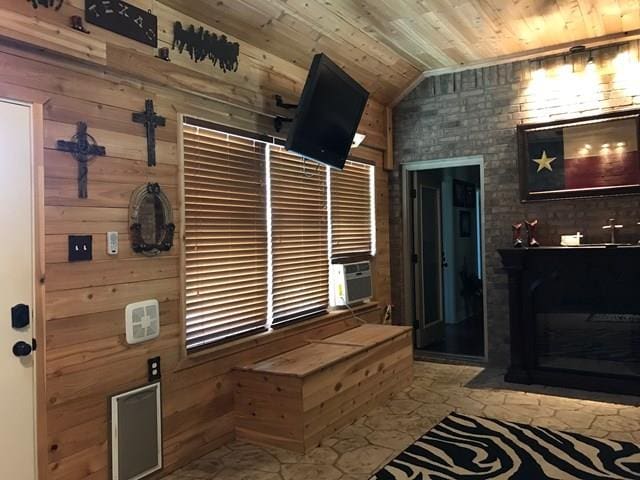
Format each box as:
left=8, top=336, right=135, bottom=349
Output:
left=285, top=53, right=369, bottom=170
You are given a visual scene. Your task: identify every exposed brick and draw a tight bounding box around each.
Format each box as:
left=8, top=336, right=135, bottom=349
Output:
left=391, top=44, right=640, bottom=367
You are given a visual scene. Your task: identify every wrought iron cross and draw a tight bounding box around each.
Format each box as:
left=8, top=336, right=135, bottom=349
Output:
left=132, top=99, right=166, bottom=167
left=56, top=122, right=106, bottom=198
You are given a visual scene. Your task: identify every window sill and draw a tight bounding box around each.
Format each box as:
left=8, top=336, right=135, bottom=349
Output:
left=331, top=253, right=374, bottom=264
left=174, top=301, right=380, bottom=373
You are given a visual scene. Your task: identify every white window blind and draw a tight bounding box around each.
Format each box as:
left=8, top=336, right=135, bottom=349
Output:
left=182, top=122, right=376, bottom=350
left=330, top=160, right=375, bottom=257
left=183, top=125, right=268, bottom=350
left=269, top=147, right=329, bottom=326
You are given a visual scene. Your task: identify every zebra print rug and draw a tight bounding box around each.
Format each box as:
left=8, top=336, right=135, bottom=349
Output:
left=370, top=412, right=640, bottom=479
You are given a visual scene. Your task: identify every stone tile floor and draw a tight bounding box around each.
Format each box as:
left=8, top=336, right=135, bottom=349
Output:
left=162, top=361, right=640, bottom=480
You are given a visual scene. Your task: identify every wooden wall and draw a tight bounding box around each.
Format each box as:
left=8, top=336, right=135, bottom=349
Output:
left=0, top=1, right=391, bottom=479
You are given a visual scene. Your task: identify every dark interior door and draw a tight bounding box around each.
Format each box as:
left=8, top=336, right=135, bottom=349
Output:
left=413, top=174, right=444, bottom=348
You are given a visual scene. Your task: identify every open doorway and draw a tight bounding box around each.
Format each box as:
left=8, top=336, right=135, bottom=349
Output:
left=403, top=157, right=486, bottom=360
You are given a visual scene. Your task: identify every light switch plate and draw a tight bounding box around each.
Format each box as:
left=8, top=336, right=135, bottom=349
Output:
left=68, top=235, right=92, bottom=262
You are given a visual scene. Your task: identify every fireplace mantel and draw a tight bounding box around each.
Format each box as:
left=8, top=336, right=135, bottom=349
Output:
left=499, top=246, right=640, bottom=395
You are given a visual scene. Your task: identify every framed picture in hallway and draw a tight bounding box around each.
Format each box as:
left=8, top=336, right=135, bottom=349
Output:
left=453, top=179, right=476, bottom=208
left=459, top=210, right=471, bottom=238
left=517, top=109, right=640, bottom=202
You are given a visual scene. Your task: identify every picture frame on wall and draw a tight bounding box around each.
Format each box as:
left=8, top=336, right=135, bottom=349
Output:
left=459, top=210, right=471, bottom=238
left=464, top=183, right=476, bottom=208
left=517, top=109, right=640, bottom=202
left=453, top=179, right=466, bottom=207
left=453, top=179, right=476, bottom=208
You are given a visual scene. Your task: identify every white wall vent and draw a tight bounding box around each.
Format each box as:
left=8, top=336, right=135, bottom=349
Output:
left=111, top=383, right=162, bottom=480
left=125, top=300, right=160, bottom=345
left=331, top=260, right=373, bottom=307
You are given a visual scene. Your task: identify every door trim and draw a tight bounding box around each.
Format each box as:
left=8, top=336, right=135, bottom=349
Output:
left=1, top=88, right=49, bottom=479
left=401, top=156, right=488, bottom=362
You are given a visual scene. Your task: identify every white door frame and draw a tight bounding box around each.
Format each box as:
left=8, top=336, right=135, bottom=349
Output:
left=0, top=89, right=47, bottom=478
left=401, top=156, right=488, bottom=362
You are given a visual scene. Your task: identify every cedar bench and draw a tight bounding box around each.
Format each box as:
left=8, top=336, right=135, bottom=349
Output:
left=233, top=324, right=413, bottom=452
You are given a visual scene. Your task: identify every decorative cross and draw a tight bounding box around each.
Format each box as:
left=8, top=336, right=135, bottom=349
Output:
left=602, top=218, right=623, bottom=244
left=132, top=99, right=166, bottom=167
left=56, top=122, right=106, bottom=198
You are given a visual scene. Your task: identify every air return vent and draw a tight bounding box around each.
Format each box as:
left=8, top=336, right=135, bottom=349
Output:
left=111, top=383, right=162, bottom=480
left=125, top=299, right=160, bottom=344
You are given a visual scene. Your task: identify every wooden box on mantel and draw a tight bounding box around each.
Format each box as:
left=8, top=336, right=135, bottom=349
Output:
left=233, top=324, right=413, bottom=452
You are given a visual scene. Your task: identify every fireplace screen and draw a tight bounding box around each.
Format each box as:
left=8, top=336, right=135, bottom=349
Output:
left=536, top=312, right=640, bottom=377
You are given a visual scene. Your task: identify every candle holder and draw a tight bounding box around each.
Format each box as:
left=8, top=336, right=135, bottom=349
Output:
left=512, top=222, right=523, bottom=248
left=525, top=219, right=540, bottom=247
left=156, top=47, right=171, bottom=62
left=70, top=15, right=89, bottom=33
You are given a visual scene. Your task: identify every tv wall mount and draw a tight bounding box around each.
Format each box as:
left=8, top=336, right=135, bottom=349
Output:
left=274, top=95, right=297, bottom=132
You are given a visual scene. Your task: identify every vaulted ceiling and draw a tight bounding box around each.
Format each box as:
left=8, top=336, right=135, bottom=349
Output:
left=160, top=0, right=640, bottom=104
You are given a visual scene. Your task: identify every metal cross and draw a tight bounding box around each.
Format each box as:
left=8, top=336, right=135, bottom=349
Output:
left=56, top=122, right=106, bottom=198
left=602, top=218, right=623, bottom=244
left=132, top=99, right=166, bottom=167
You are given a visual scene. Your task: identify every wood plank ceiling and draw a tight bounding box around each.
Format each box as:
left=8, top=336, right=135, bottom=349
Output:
left=159, top=0, right=640, bottom=104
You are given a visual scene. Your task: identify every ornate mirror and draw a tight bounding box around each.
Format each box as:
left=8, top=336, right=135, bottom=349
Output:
left=129, top=183, right=175, bottom=256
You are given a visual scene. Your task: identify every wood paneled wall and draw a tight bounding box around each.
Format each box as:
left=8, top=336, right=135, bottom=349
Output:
left=0, top=2, right=391, bottom=479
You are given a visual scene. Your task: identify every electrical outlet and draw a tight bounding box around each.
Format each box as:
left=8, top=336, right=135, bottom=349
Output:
left=147, top=356, right=161, bottom=382
left=68, top=235, right=92, bottom=262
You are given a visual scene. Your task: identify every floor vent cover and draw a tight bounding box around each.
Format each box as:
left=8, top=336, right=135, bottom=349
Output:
left=111, top=383, right=162, bottom=480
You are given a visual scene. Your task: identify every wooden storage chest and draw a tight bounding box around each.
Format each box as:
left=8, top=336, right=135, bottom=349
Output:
left=233, top=324, right=413, bottom=452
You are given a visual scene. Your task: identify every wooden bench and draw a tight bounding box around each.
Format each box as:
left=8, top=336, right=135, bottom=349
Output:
left=233, top=324, right=413, bottom=452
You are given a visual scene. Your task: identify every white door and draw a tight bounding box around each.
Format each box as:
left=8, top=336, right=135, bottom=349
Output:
left=0, top=99, right=36, bottom=480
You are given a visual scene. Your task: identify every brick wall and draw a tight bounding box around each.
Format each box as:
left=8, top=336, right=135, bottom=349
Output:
left=391, top=42, right=640, bottom=365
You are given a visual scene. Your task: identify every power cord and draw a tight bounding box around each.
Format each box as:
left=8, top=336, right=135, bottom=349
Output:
left=339, top=296, right=366, bottom=325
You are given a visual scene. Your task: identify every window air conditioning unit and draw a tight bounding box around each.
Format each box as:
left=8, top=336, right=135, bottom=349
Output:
left=331, top=260, right=372, bottom=307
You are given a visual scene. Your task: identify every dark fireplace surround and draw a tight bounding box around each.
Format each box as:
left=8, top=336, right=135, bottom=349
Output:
left=499, top=246, right=640, bottom=396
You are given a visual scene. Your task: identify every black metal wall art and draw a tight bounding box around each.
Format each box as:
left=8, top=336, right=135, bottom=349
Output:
left=172, top=22, right=239, bottom=73
left=132, top=99, right=166, bottom=167
left=85, top=0, right=157, bottom=47
left=56, top=122, right=106, bottom=199
left=129, top=183, right=175, bottom=256
left=28, top=0, right=63, bottom=10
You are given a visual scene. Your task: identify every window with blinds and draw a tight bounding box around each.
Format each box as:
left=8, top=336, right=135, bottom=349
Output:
left=330, top=160, right=375, bottom=257
left=182, top=125, right=268, bottom=350
left=269, top=147, right=329, bottom=326
left=182, top=121, right=376, bottom=350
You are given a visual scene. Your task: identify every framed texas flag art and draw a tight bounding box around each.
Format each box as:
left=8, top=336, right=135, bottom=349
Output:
left=517, top=110, right=640, bottom=201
